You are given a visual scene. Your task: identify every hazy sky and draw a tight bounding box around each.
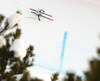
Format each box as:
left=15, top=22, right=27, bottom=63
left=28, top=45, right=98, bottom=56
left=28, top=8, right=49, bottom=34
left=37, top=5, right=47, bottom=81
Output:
left=0, top=0, right=100, bottom=79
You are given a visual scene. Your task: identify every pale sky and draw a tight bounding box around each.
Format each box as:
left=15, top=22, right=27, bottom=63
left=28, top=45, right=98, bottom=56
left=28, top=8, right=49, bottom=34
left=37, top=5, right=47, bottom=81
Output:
left=0, top=0, right=100, bottom=79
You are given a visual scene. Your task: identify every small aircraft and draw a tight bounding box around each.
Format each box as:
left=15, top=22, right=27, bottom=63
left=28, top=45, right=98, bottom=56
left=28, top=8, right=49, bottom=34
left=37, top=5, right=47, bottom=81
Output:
left=30, top=8, right=53, bottom=21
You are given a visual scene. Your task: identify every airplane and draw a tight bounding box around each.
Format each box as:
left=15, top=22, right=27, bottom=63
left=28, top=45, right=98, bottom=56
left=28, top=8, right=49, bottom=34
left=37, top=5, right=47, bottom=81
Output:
left=30, top=8, right=53, bottom=21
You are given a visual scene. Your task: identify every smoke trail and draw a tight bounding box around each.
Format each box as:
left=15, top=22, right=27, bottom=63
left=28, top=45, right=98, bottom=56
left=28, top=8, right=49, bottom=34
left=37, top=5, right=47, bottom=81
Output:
left=59, top=31, right=68, bottom=73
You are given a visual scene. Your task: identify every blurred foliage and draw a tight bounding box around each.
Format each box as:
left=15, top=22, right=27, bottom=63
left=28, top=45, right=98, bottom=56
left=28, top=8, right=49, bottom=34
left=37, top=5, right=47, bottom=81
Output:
left=16, top=10, right=22, bottom=15
left=63, top=72, right=75, bottom=81
left=30, top=78, right=43, bottom=81
left=97, top=48, right=100, bottom=54
left=20, top=71, right=43, bottom=81
left=84, top=37, right=100, bottom=81
left=0, top=14, right=5, bottom=26
left=0, top=11, right=36, bottom=81
left=75, top=76, right=82, bottom=81
left=84, top=57, right=100, bottom=81
left=20, top=71, right=29, bottom=81
left=51, top=72, right=59, bottom=81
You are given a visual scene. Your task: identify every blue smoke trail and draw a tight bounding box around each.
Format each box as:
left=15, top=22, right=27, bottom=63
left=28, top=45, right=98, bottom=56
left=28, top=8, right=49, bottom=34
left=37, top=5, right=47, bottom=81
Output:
left=59, top=31, right=68, bottom=73
left=34, top=31, right=85, bottom=79
left=33, top=31, right=68, bottom=74
left=34, top=63, right=66, bottom=74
